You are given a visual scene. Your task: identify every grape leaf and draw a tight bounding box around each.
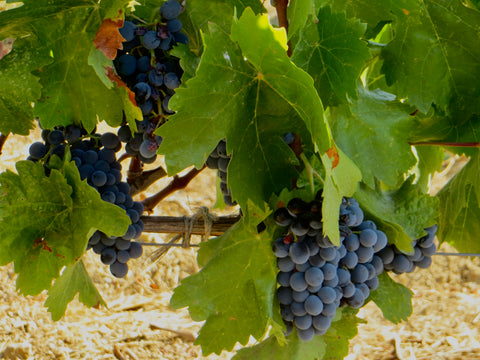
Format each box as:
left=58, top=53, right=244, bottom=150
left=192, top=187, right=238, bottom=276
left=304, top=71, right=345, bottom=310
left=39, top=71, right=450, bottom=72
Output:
left=437, top=152, right=480, bottom=253
left=0, top=0, right=129, bottom=133
left=355, top=179, right=439, bottom=253
left=234, top=307, right=360, bottom=360
left=158, top=10, right=330, bottom=211
left=287, top=0, right=315, bottom=39
left=321, top=145, right=361, bottom=245
left=323, top=0, right=420, bottom=38
left=170, top=218, right=281, bottom=355
left=0, top=36, right=51, bottom=135
left=45, top=260, right=106, bottom=321
left=381, top=0, right=480, bottom=115
left=329, top=86, right=417, bottom=188
left=0, top=159, right=130, bottom=295
left=413, top=145, right=444, bottom=193
left=370, top=272, right=412, bottom=323
left=292, top=7, right=370, bottom=107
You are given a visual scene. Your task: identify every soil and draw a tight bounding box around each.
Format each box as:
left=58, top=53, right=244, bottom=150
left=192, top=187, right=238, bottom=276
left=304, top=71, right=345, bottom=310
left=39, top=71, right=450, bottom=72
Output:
left=1, top=129, right=479, bottom=360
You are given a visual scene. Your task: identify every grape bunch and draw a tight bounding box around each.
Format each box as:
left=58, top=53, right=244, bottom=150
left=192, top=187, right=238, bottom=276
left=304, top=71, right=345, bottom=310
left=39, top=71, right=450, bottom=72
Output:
left=115, top=0, right=188, bottom=164
left=205, top=139, right=236, bottom=206
left=273, top=192, right=437, bottom=341
left=379, top=225, right=437, bottom=274
left=27, top=125, right=144, bottom=278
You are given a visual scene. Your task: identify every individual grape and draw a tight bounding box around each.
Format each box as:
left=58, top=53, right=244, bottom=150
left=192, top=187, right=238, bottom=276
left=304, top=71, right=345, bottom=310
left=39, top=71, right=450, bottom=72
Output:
left=136, top=56, right=151, bottom=72
left=83, top=150, right=99, bottom=164
left=309, top=254, right=325, bottom=268
left=295, top=314, right=313, bottom=331
left=290, top=301, right=307, bottom=316
left=149, top=70, right=164, bottom=87
left=359, top=229, right=377, bottom=247
left=110, top=261, right=128, bottom=278
left=218, top=157, right=229, bottom=172
left=339, top=251, right=358, bottom=269
left=139, top=139, right=158, bottom=159
left=133, top=82, right=152, bottom=103
left=289, top=241, right=310, bottom=264
left=337, top=268, right=351, bottom=286
left=281, top=307, right=294, bottom=322
left=100, top=247, right=116, bottom=265
left=118, top=125, right=132, bottom=143
left=344, top=233, right=359, bottom=252
left=321, top=302, right=338, bottom=318
left=274, top=208, right=292, bottom=227
left=101, top=191, right=116, bottom=204
left=421, top=243, right=437, bottom=256
left=167, top=18, right=182, bottom=33
left=118, top=54, right=137, bottom=76
left=162, top=95, right=175, bottom=114
left=278, top=257, right=295, bottom=272
left=391, top=254, right=412, bottom=273
left=100, top=133, right=120, bottom=150
left=91, top=170, right=107, bottom=187
left=345, top=288, right=366, bottom=308
left=287, top=198, right=309, bottom=217
left=116, top=250, right=131, bottom=263
left=371, top=255, right=384, bottom=275
left=173, top=31, right=189, bottom=45
left=321, top=263, right=337, bottom=281
left=289, top=272, right=308, bottom=292
left=378, top=247, right=395, bottom=265
left=365, top=276, right=379, bottom=290
left=297, top=327, right=315, bottom=341
left=291, top=221, right=309, bottom=237
left=160, top=0, right=182, bottom=20
left=364, top=263, right=376, bottom=280
left=65, top=125, right=82, bottom=143
left=317, top=287, right=336, bottom=304
left=29, top=142, right=47, bottom=159
left=356, top=245, right=374, bottom=264
left=415, top=256, right=432, bottom=268
left=47, top=130, right=64, bottom=145
left=292, top=290, right=310, bottom=303
left=119, top=21, right=136, bottom=42
left=305, top=267, right=324, bottom=287
left=284, top=322, right=294, bottom=336
left=295, top=261, right=311, bottom=272
left=277, top=287, right=293, bottom=305
left=142, top=30, right=161, bottom=49
left=342, top=282, right=355, bottom=298
left=277, top=271, right=292, bottom=287
left=312, top=315, right=332, bottom=331
left=373, top=230, right=388, bottom=252
left=351, top=264, right=369, bottom=283
left=164, top=72, right=180, bottom=89
left=319, top=247, right=337, bottom=262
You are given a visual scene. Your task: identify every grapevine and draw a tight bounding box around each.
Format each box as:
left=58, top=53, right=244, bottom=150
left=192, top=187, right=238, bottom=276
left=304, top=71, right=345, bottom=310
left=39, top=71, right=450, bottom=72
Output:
left=1, top=0, right=480, bottom=359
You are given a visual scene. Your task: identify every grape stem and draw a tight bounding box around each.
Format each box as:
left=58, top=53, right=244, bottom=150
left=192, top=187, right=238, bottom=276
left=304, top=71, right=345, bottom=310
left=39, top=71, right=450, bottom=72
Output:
left=410, top=141, right=480, bottom=147
left=300, top=152, right=325, bottom=191
left=128, top=165, right=168, bottom=196
left=0, top=132, right=9, bottom=156
left=274, top=0, right=292, bottom=57
left=141, top=165, right=206, bottom=212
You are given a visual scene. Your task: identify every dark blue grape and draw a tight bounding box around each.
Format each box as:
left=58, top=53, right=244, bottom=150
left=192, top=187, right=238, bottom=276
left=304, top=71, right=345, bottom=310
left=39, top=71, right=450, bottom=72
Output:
left=100, top=247, right=116, bottom=265
left=294, top=314, right=313, bottom=330
left=359, top=229, right=377, bottom=247
left=173, top=31, right=189, bottom=45
left=289, top=272, right=308, bottom=292
left=292, top=290, right=310, bottom=303
left=101, top=133, right=120, bottom=150
left=47, top=130, right=64, bottom=145
left=110, top=261, right=128, bottom=278
left=297, top=327, right=315, bottom=342
left=101, top=191, right=116, bottom=204
left=356, top=245, right=374, bottom=264
left=304, top=295, right=323, bottom=316
left=129, top=242, right=143, bottom=258
left=134, top=82, right=152, bottom=103
left=164, top=72, right=180, bottom=89
left=392, top=254, right=412, bottom=273
left=351, top=264, right=369, bottom=283
left=278, top=257, right=295, bottom=272
left=305, top=267, right=324, bottom=287
left=91, top=170, right=107, bottom=187
left=277, top=287, right=293, bottom=305
left=321, top=263, right=337, bottom=281
left=167, top=18, right=182, bottom=33
left=415, top=256, right=432, bottom=268
left=142, top=31, right=161, bottom=49
left=118, top=54, right=137, bottom=76
left=119, top=21, right=136, bottom=42
left=29, top=142, right=47, bottom=159
left=345, top=288, right=365, bottom=308
left=289, top=242, right=310, bottom=264
left=116, top=250, right=130, bottom=263
left=312, top=315, right=332, bottom=331
left=160, top=0, right=182, bottom=20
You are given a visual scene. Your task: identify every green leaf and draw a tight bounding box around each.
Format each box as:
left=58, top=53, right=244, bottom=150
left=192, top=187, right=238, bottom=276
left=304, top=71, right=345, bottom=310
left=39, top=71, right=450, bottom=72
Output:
left=381, top=0, right=480, bottom=115
left=437, top=152, right=480, bottom=252
left=329, top=86, right=417, bottom=188
left=0, top=37, right=51, bottom=135
left=158, top=10, right=330, bottom=211
left=170, top=218, right=280, bottom=355
left=355, top=179, right=439, bottom=252
left=321, top=145, right=361, bottom=245
left=0, top=159, right=130, bottom=295
left=234, top=307, right=360, bottom=360
left=370, top=272, right=412, bottom=323
left=287, top=0, right=315, bottom=39
left=45, top=260, right=106, bottom=321
left=292, top=7, right=371, bottom=107
left=412, top=145, right=445, bottom=193
left=0, top=0, right=129, bottom=132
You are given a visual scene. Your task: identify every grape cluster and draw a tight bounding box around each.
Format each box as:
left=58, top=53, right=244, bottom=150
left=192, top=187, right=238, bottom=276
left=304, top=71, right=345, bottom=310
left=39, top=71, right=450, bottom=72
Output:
left=379, top=225, right=437, bottom=274
left=273, top=193, right=437, bottom=341
left=273, top=196, right=387, bottom=341
left=28, top=125, right=144, bottom=278
left=205, top=139, right=236, bottom=206
left=115, top=0, right=188, bottom=164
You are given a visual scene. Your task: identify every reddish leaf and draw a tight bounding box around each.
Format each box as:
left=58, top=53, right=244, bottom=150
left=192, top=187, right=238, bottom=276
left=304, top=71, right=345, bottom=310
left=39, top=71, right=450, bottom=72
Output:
left=326, top=145, right=340, bottom=169
left=94, top=14, right=124, bottom=60
left=106, top=66, right=137, bottom=106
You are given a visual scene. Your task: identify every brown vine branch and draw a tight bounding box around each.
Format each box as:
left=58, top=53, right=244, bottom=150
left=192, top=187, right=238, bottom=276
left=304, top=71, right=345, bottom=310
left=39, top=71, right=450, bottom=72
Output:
left=141, top=214, right=241, bottom=236
left=275, top=0, right=292, bottom=56
left=129, top=165, right=168, bottom=196
left=0, top=133, right=9, bottom=156
left=141, top=165, right=206, bottom=212
left=127, top=156, right=143, bottom=181
left=410, top=141, right=480, bottom=148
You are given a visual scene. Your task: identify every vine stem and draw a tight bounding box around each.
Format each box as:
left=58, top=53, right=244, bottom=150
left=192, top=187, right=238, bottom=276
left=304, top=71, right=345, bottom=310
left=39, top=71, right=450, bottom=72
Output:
left=410, top=141, right=480, bottom=148
left=141, top=165, right=206, bottom=213
left=274, top=0, right=292, bottom=57
left=129, top=165, right=168, bottom=196
left=0, top=133, right=9, bottom=156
